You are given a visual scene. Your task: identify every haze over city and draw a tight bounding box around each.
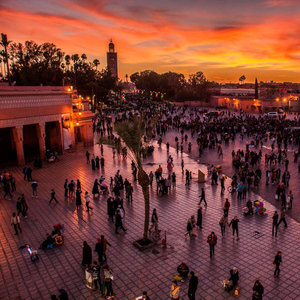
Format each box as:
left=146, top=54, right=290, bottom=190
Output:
left=1, top=0, right=300, bottom=82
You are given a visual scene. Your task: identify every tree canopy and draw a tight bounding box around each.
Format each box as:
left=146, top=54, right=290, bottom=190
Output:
left=130, top=70, right=212, bottom=102
left=7, top=40, right=116, bottom=104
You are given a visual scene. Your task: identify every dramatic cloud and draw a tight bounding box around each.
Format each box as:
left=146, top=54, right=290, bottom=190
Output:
left=0, top=0, right=300, bottom=82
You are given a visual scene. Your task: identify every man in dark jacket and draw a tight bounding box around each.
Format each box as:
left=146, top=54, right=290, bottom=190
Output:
left=188, top=271, right=198, bottom=300
left=177, top=262, right=189, bottom=281
left=252, top=279, right=264, bottom=300
left=229, top=216, right=239, bottom=240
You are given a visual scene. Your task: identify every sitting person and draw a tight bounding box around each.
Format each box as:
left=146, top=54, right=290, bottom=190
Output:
left=246, top=199, right=253, bottom=215
left=228, top=267, right=239, bottom=291
left=177, top=262, right=189, bottom=281
left=39, top=234, right=54, bottom=249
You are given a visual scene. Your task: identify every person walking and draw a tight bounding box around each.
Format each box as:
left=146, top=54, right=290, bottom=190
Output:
left=81, top=241, right=92, bottom=267
left=223, top=199, right=230, bottom=217
left=115, top=209, right=126, bottom=234
left=277, top=209, right=287, bottom=228
left=188, top=271, right=198, bottom=300
left=170, top=280, right=180, bottom=300
left=196, top=206, right=203, bottom=229
left=219, top=215, right=228, bottom=237
left=252, top=279, right=264, bottom=300
left=85, top=192, right=93, bottom=212
left=272, top=211, right=279, bottom=237
left=198, top=188, right=207, bottom=206
left=64, top=179, right=68, bottom=198
left=149, top=208, right=158, bottom=232
left=207, top=232, right=217, bottom=258
left=229, top=216, right=239, bottom=239
left=11, top=212, right=22, bottom=235
left=16, top=198, right=24, bottom=216
left=3, top=179, right=13, bottom=200
left=21, top=194, right=28, bottom=218
left=49, top=189, right=58, bottom=204
left=31, top=180, right=38, bottom=198
left=273, top=250, right=282, bottom=278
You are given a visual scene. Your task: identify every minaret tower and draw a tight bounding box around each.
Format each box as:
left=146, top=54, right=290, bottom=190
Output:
left=107, top=39, right=118, bottom=79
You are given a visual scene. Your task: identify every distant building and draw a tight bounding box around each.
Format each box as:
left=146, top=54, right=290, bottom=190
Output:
left=107, top=40, right=118, bottom=79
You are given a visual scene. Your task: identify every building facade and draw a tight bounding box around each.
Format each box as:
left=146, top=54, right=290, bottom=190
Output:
left=0, top=86, right=94, bottom=166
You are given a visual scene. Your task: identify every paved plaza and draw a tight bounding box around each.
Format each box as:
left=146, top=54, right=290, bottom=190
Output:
left=1, top=136, right=300, bottom=299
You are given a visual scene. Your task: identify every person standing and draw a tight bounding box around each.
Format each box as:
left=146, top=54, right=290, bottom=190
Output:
left=23, top=166, right=28, bottom=180
left=95, top=238, right=103, bottom=264
left=252, top=279, right=264, bottom=300
left=149, top=171, right=154, bottom=187
left=207, top=232, right=217, bottom=258
left=229, top=216, right=239, bottom=239
left=170, top=280, right=180, bottom=300
left=100, top=235, right=111, bottom=263
left=91, top=261, right=102, bottom=293
left=31, top=180, right=38, bottom=198
left=85, top=192, right=93, bottom=212
left=277, top=209, right=287, bottom=228
left=219, top=215, right=228, bottom=237
left=11, top=212, right=22, bottom=235
left=198, top=188, right=207, bottom=206
left=181, top=159, right=184, bottom=174
left=272, top=211, right=279, bottom=237
left=126, top=183, right=133, bottom=202
left=188, top=271, right=198, bottom=300
left=103, top=266, right=114, bottom=298
left=86, top=151, right=90, bottom=164
left=172, top=172, right=176, bottom=187
left=49, top=189, right=58, bottom=204
left=10, top=175, right=16, bottom=192
left=68, top=180, right=74, bottom=199
left=223, top=199, right=230, bottom=217
left=149, top=208, right=158, bottom=232
left=76, top=189, right=82, bottom=209
left=273, top=250, right=282, bottom=278
left=95, top=156, right=100, bottom=169
left=81, top=241, right=92, bottom=267
left=27, top=167, right=32, bottom=181
left=64, top=179, right=68, bottom=198
left=92, top=179, right=100, bottom=197
left=196, top=206, right=203, bottom=229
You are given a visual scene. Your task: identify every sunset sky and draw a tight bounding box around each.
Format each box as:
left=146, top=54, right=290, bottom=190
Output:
left=1, top=0, right=300, bottom=82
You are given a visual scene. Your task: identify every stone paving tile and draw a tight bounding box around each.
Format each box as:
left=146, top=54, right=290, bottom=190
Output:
left=1, top=140, right=300, bottom=299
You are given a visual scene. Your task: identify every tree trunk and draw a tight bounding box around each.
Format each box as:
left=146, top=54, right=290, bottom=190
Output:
left=138, top=169, right=150, bottom=242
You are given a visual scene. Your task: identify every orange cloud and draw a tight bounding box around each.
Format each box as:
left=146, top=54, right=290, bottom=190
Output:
left=1, top=1, right=300, bottom=83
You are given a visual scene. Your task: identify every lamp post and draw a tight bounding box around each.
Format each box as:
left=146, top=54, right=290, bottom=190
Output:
left=0, top=33, right=12, bottom=86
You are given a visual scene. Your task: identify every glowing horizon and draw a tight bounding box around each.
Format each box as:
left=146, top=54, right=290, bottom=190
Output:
left=1, top=0, right=300, bottom=83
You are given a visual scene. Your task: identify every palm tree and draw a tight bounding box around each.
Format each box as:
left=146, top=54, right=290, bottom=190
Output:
left=99, top=115, right=157, bottom=243
left=65, top=54, right=71, bottom=71
left=0, top=33, right=12, bottom=85
left=93, top=59, right=100, bottom=70
left=81, top=53, right=87, bottom=62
